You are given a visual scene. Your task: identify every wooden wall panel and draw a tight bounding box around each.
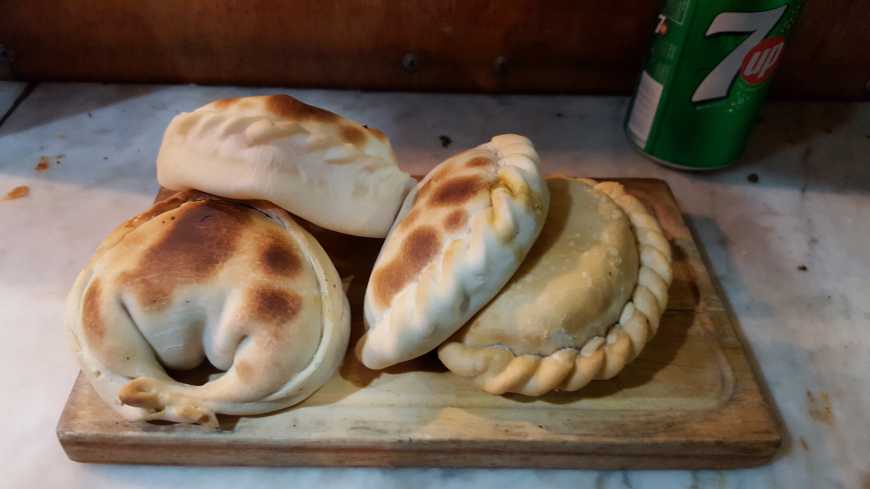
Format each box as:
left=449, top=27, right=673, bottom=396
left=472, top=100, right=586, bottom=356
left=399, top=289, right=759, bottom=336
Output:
left=0, top=1, right=868, bottom=98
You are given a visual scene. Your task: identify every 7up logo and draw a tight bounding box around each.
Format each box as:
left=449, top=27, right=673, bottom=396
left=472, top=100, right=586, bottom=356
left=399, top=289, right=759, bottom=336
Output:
left=692, top=5, right=788, bottom=103
left=740, top=36, right=785, bottom=84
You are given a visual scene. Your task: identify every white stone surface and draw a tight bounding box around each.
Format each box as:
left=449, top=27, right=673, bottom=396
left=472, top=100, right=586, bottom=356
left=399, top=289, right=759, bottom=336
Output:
left=0, top=83, right=867, bottom=489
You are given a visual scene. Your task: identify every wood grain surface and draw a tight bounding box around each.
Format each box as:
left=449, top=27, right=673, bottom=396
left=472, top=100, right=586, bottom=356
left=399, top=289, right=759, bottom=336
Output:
left=56, top=179, right=782, bottom=469
left=1, top=1, right=867, bottom=98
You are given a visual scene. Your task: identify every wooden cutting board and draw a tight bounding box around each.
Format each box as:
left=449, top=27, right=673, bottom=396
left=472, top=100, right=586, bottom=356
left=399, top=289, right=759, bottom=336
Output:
left=56, top=179, right=782, bottom=469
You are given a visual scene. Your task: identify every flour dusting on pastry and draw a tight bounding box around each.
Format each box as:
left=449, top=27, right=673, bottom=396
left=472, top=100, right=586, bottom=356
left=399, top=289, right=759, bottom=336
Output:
left=438, top=177, right=672, bottom=396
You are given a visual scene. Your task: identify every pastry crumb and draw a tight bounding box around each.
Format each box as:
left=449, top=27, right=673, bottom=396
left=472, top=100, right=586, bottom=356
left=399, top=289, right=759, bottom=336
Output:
left=797, top=265, right=808, bottom=271
left=439, top=135, right=452, bottom=148
left=747, top=173, right=759, bottom=183
left=2, top=185, right=30, bottom=201
left=35, top=157, right=50, bottom=172
left=35, top=154, right=64, bottom=172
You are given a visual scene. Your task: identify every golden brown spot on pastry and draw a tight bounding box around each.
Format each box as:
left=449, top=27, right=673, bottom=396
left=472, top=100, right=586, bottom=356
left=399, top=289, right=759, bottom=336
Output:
left=398, top=208, right=420, bottom=230
left=340, top=125, right=367, bottom=147
left=82, top=279, right=104, bottom=344
left=265, top=95, right=339, bottom=123
left=414, top=158, right=481, bottom=204
left=132, top=190, right=213, bottom=230
left=373, top=226, right=441, bottom=307
left=249, top=287, right=302, bottom=329
left=414, top=179, right=435, bottom=204
left=435, top=159, right=462, bottom=177
left=465, top=156, right=492, bottom=168
left=415, top=163, right=461, bottom=205
left=235, top=360, right=254, bottom=381
left=212, top=97, right=239, bottom=109
left=429, top=175, right=486, bottom=207
left=444, top=209, right=467, bottom=231
left=260, top=237, right=302, bottom=277
left=122, top=200, right=249, bottom=310
left=368, top=127, right=387, bottom=142
left=137, top=191, right=187, bottom=219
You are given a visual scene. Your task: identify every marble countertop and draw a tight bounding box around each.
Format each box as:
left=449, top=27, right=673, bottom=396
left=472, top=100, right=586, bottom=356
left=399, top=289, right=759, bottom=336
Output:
left=0, top=83, right=867, bottom=489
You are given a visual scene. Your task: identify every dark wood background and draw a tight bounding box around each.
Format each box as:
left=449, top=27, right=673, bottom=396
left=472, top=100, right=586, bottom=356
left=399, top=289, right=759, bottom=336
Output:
left=1, top=1, right=868, bottom=98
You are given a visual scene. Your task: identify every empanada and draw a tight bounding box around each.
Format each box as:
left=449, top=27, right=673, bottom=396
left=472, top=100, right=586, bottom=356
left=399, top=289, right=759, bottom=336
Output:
left=356, top=135, right=549, bottom=369
left=438, top=178, right=672, bottom=396
left=157, top=95, right=415, bottom=238
left=65, top=191, right=350, bottom=426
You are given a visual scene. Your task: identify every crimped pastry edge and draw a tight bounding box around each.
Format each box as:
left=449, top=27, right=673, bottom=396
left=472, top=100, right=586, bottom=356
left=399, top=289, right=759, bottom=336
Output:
left=356, top=134, right=550, bottom=370
left=157, top=96, right=415, bottom=238
left=437, top=179, right=672, bottom=396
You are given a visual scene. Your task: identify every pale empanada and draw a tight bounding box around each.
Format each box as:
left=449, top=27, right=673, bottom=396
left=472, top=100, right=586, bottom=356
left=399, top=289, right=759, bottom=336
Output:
left=356, top=135, right=549, bottom=369
left=438, top=178, right=672, bottom=396
left=157, top=95, right=415, bottom=238
left=65, top=191, right=350, bottom=426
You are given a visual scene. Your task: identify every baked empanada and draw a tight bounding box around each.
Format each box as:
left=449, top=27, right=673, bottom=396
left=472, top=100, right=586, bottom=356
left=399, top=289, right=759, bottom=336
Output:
left=356, top=135, right=549, bottom=369
left=438, top=178, right=672, bottom=396
left=65, top=192, right=350, bottom=426
left=157, top=95, right=415, bottom=238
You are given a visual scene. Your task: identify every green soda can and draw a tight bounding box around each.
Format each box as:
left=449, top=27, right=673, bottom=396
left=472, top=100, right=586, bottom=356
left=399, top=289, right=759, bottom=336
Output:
left=625, top=0, right=803, bottom=170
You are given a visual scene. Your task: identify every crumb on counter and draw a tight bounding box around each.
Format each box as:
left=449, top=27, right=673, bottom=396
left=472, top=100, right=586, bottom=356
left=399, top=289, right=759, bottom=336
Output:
left=35, top=158, right=50, bottom=173
left=438, top=135, right=452, bottom=148
left=2, top=185, right=30, bottom=201
left=35, top=154, right=64, bottom=172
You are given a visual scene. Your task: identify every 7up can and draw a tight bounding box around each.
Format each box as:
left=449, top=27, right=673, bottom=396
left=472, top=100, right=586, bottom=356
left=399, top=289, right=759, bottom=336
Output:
left=626, top=0, right=803, bottom=170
